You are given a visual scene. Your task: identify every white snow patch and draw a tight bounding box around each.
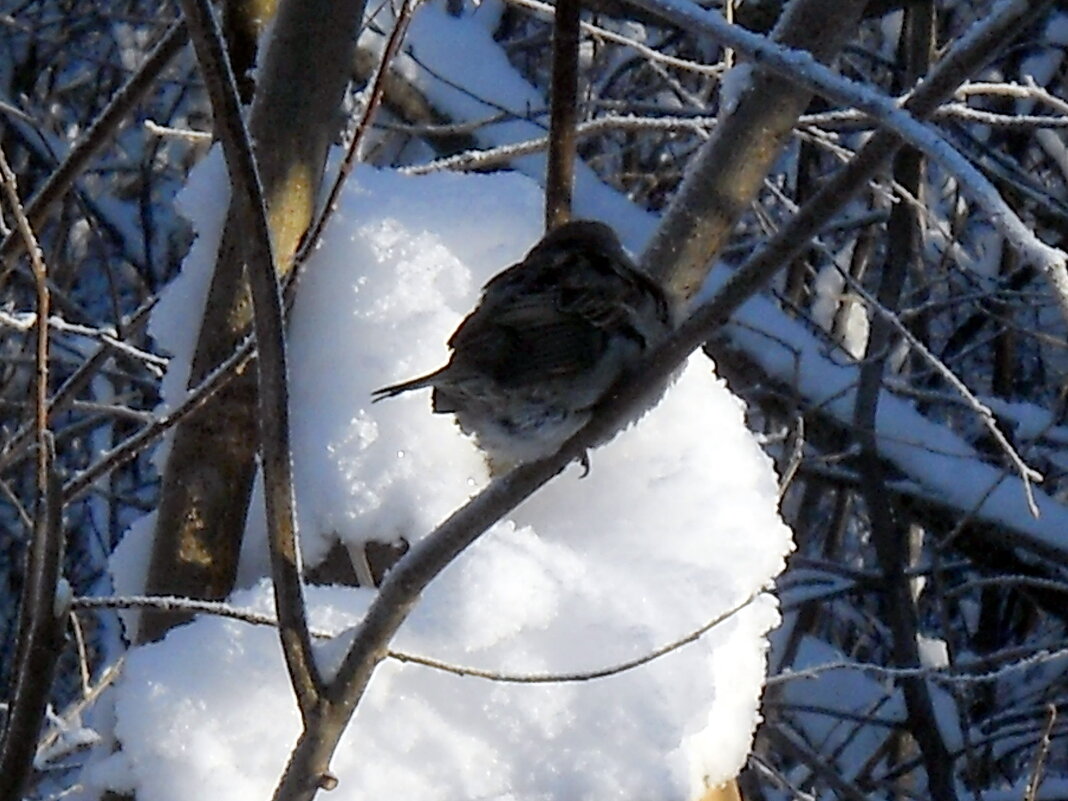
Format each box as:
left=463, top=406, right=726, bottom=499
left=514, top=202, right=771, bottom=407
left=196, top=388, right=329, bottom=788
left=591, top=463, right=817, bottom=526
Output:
left=96, top=161, right=794, bottom=801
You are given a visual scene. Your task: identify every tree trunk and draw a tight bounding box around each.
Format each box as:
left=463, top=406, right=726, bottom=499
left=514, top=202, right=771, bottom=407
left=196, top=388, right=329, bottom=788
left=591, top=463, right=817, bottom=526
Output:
left=137, top=0, right=367, bottom=643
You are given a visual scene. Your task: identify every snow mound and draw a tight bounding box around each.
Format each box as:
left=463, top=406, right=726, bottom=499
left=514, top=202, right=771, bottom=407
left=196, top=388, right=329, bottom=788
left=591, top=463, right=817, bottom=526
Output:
left=95, top=160, right=793, bottom=801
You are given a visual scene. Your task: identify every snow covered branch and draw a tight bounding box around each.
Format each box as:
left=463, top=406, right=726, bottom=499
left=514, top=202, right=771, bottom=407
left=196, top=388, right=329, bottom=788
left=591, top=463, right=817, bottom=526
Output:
left=638, top=0, right=869, bottom=301
left=628, top=0, right=1068, bottom=322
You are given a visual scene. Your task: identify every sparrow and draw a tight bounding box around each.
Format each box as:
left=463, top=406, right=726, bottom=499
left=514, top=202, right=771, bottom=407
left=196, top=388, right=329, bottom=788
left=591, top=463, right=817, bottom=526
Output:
left=372, top=220, right=671, bottom=472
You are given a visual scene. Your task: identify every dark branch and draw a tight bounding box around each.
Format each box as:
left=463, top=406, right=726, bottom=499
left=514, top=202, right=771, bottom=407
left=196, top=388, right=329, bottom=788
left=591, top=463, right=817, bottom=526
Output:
left=544, top=0, right=580, bottom=230
left=177, top=0, right=324, bottom=718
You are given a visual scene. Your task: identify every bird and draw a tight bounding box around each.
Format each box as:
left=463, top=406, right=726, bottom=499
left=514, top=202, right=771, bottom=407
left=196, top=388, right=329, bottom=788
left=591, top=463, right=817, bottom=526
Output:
left=372, top=219, right=672, bottom=472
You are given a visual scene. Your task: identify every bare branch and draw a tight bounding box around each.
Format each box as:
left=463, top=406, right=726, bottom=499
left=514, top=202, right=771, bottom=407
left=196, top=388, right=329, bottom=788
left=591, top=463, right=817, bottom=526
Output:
left=0, top=20, right=188, bottom=273
left=1025, top=703, right=1057, bottom=801
left=0, top=146, right=51, bottom=493
left=177, top=0, right=324, bottom=717
left=388, top=592, right=760, bottom=683
left=0, top=142, right=67, bottom=801
left=74, top=591, right=757, bottom=684
left=544, top=0, right=580, bottom=229
left=0, top=433, right=65, bottom=801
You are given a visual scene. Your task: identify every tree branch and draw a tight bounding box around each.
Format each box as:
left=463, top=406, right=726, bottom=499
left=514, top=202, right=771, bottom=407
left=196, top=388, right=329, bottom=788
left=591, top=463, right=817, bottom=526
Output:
left=851, top=5, right=959, bottom=798
left=544, top=0, right=580, bottom=230
left=0, top=20, right=188, bottom=274
left=0, top=143, right=67, bottom=801
left=0, top=433, right=64, bottom=801
left=638, top=0, right=869, bottom=302
left=176, top=0, right=324, bottom=719
left=630, top=0, right=1068, bottom=320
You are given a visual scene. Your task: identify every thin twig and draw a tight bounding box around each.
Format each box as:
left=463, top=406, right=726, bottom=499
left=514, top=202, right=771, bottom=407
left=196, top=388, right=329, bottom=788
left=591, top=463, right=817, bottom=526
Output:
left=72, top=591, right=759, bottom=684
left=62, top=334, right=254, bottom=502
left=768, top=645, right=1068, bottom=688
left=0, top=310, right=167, bottom=370
left=406, top=111, right=1004, bottom=177
left=144, top=118, right=213, bottom=142
left=0, top=20, right=188, bottom=272
left=957, top=81, right=1068, bottom=116
left=0, top=146, right=50, bottom=492
left=67, top=612, right=92, bottom=699
left=73, top=595, right=311, bottom=633
left=1024, top=703, right=1057, bottom=801
left=544, top=0, right=579, bottom=230
left=390, top=592, right=759, bottom=683
left=402, top=113, right=717, bottom=175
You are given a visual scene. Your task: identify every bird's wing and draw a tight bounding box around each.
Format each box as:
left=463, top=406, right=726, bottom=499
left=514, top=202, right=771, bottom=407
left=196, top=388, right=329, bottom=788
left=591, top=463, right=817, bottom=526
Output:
left=449, top=289, right=605, bottom=387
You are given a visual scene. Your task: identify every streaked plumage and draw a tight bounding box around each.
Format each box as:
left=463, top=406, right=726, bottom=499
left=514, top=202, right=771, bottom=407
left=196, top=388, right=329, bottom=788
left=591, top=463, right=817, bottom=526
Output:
left=373, top=220, right=671, bottom=470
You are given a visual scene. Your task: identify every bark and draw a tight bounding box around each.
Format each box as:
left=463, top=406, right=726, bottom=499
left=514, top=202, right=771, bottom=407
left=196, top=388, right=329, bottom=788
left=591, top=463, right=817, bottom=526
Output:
left=638, top=0, right=868, bottom=303
left=545, top=0, right=580, bottom=230
left=138, top=0, right=367, bottom=642
left=0, top=439, right=64, bottom=801
left=851, top=8, right=957, bottom=798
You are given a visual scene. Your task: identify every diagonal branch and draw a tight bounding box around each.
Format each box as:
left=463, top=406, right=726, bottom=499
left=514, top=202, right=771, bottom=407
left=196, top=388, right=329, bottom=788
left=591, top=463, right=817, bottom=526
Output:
left=628, top=0, right=1068, bottom=321
left=264, top=1, right=1048, bottom=797
left=0, top=20, right=187, bottom=275
left=638, top=0, right=868, bottom=302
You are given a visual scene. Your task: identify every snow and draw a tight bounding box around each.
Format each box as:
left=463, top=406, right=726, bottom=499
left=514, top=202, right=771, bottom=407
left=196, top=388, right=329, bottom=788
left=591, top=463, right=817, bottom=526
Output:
left=148, top=148, right=231, bottom=435
left=383, top=1, right=657, bottom=251
left=917, top=635, right=950, bottom=669
left=106, top=150, right=231, bottom=633
left=91, top=155, right=794, bottom=801
left=718, top=278, right=1068, bottom=560
left=75, top=4, right=1068, bottom=797
left=84, top=577, right=780, bottom=801
left=624, top=0, right=1068, bottom=281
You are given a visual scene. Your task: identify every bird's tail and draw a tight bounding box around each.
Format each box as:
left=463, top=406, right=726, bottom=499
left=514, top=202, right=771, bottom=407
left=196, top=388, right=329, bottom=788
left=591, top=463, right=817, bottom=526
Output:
left=370, top=368, right=444, bottom=402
